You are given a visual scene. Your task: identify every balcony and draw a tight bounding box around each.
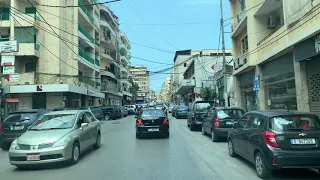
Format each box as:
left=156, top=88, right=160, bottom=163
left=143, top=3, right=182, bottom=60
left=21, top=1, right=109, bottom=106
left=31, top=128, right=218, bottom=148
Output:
left=176, top=79, right=195, bottom=95
left=78, top=25, right=94, bottom=43
left=79, top=77, right=95, bottom=87
left=101, top=70, right=116, bottom=79
left=78, top=0, right=94, bottom=24
left=122, top=91, right=132, bottom=97
left=5, top=43, right=40, bottom=57
left=95, top=59, right=100, bottom=67
left=100, top=20, right=116, bottom=37
left=231, top=11, right=247, bottom=38
left=78, top=48, right=98, bottom=71
left=8, top=72, right=36, bottom=85
left=100, top=33, right=117, bottom=50
left=255, top=0, right=283, bottom=16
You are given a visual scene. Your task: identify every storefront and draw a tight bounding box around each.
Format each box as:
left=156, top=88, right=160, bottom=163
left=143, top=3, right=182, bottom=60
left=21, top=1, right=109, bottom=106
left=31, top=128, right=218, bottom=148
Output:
left=262, top=52, right=297, bottom=110
left=238, top=69, right=256, bottom=112
left=8, top=84, right=105, bottom=111
left=294, top=32, right=320, bottom=115
left=105, top=93, right=122, bottom=106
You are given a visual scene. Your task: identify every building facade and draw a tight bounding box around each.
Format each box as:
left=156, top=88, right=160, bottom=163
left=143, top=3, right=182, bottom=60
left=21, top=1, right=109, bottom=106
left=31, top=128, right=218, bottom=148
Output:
left=1, top=0, right=104, bottom=115
left=129, top=65, right=149, bottom=103
left=229, top=0, right=320, bottom=115
left=171, top=49, right=232, bottom=106
left=158, top=77, right=171, bottom=103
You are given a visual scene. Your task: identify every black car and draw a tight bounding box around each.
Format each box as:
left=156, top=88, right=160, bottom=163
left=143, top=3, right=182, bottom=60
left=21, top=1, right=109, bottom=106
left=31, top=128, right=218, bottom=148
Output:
left=101, top=106, right=122, bottom=120
left=202, top=107, right=245, bottom=141
left=79, top=106, right=104, bottom=120
left=175, top=105, right=189, bottom=119
left=187, top=101, right=215, bottom=131
left=228, top=110, right=320, bottom=179
left=135, top=109, right=169, bottom=138
left=0, top=109, right=51, bottom=150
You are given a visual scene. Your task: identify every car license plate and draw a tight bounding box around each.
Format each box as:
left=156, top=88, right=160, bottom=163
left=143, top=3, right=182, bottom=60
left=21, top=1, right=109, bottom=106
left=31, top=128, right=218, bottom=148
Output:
left=226, top=122, right=234, bottom=125
left=148, top=128, right=159, bottom=132
left=11, top=126, right=24, bottom=130
left=290, top=138, right=316, bottom=145
left=26, top=154, right=40, bottom=161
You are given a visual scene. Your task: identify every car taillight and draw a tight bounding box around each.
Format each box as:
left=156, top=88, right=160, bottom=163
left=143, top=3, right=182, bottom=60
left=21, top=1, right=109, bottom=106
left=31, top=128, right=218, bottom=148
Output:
left=163, top=119, right=169, bottom=124
left=214, top=118, right=220, bottom=127
left=262, top=131, right=279, bottom=148
left=0, top=123, right=3, bottom=133
left=136, top=119, right=143, bottom=125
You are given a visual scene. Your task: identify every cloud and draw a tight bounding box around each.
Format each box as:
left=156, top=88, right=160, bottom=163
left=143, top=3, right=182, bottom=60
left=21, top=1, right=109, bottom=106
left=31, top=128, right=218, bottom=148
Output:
left=177, top=0, right=219, bottom=6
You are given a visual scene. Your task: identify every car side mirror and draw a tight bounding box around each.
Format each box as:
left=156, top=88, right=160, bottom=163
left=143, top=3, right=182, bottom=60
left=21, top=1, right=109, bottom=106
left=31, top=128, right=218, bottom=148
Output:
left=233, top=122, right=238, bottom=129
left=81, top=123, right=89, bottom=129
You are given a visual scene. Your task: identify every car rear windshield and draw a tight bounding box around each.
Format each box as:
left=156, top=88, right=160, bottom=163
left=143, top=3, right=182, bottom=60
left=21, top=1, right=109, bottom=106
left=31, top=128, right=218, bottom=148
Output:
left=4, top=112, right=38, bottom=123
left=177, top=106, right=188, bottom=110
left=196, top=102, right=214, bottom=112
left=270, top=115, right=320, bottom=131
left=142, top=110, right=165, bottom=117
left=217, top=109, right=244, bottom=119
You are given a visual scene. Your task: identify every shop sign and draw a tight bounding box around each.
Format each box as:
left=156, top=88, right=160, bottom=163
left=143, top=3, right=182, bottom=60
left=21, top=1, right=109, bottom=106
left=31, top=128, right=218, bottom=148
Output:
left=7, top=74, right=19, bottom=82
left=1, top=55, right=15, bottom=66
left=3, top=66, right=14, bottom=74
left=87, top=90, right=94, bottom=95
left=181, top=79, right=195, bottom=86
left=253, top=75, right=260, bottom=91
left=0, top=40, right=18, bottom=53
left=294, top=33, right=320, bottom=62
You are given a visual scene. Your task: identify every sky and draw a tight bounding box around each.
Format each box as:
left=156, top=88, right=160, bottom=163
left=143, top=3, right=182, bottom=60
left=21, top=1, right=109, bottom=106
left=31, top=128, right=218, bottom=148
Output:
left=109, top=0, right=232, bottom=94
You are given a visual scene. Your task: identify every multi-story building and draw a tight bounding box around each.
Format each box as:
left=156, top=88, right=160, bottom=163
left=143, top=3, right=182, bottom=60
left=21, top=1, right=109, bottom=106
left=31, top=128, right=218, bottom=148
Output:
left=119, top=32, right=132, bottom=104
left=229, top=0, right=320, bottom=115
left=171, top=49, right=232, bottom=106
left=0, top=0, right=104, bottom=114
left=130, top=65, right=149, bottom=103
left=147, top=90, right=156, bottom=102
left=99, top=4, right=123, bottom=106
left=158, top=77, right=171, bottom=103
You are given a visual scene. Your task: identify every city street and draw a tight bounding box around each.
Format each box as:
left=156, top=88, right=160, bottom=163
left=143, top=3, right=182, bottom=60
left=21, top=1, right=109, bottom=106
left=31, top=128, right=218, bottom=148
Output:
left=0, top=114, right=320, bottom=180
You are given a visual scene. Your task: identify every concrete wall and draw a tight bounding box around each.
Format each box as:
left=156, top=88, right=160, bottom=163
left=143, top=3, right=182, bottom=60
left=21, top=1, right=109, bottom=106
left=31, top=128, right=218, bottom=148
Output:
left=46, top=93, right=63, bottom=109
left=17, top=94, right=32, bottom=110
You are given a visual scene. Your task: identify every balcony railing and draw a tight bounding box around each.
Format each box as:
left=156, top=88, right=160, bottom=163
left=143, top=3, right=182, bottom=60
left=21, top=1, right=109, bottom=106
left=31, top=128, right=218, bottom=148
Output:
left=78, top=25, right=94, bottom=43
left=78, top=0, right=94, bottom=24
left=95, top=59, right=100, bottom=66
left=78, top=48, right=94, bottom=64
left=79, top=77, right=95, bottom=87
left=95, top=40, right=100, bottom=46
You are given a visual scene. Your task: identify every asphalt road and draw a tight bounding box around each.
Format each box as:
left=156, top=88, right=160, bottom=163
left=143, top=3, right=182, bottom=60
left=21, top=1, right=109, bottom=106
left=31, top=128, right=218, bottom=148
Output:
left=0, top=114, right=320, bottom=180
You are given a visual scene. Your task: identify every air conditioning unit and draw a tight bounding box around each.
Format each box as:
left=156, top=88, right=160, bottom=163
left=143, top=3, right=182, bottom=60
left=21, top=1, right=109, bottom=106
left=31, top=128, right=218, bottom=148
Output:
left=234, top=59, right=239, bottom=70
left=239, top=57, right=247, bottom=66
left=267, top=15, right=281, bottom=29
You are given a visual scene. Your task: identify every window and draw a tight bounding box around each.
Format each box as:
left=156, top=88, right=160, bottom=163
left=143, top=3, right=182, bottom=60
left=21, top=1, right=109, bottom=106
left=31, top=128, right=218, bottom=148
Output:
left=241, top=35, right=248, bottom=53
left=85, top=112, right=96, bottom=122
left=238, top=114, right=251, bottom=128
left=270, top=115, right=320, bottom=131
left=25, top=63, right=36, bottom=72
left=184, top=63, right=187, bottom=67
left=248, top=115, right=263, bottom=129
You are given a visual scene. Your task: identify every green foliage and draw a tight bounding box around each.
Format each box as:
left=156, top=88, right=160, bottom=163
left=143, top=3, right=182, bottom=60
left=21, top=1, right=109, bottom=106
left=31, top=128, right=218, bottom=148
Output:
left=200, top=87, right=217, bottom=101
left=129, top=77, right=139, bottom=100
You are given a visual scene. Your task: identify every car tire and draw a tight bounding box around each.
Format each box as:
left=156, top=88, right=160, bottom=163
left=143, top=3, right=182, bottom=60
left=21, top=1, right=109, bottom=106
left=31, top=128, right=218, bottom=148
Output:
left=70, top=142, right=80, bottom=165
left=255, top=152, right=271, bottom=179
left=164, top=132, right=170, bottom=138
left=201, top=126, right=206, bottom=135
left=228, top=139, right=236, bottom=157
left=93, top=133, right=101, bottom=149
left=211, top=130, right=218, bottom=142
left=1, top=142, right=10, bottom=150
left=136, top=132, right=140, bottom=139
left=189, top=124, right=194, bottom=131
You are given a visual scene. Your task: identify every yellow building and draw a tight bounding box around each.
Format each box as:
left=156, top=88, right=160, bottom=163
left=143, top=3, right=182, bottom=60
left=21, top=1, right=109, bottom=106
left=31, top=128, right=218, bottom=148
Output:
left=229, top=0, right=320, bottom=115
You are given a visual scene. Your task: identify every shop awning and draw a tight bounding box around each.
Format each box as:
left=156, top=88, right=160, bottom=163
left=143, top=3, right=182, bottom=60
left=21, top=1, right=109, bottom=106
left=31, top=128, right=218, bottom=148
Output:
left=5, top=98, right=19, bottom=103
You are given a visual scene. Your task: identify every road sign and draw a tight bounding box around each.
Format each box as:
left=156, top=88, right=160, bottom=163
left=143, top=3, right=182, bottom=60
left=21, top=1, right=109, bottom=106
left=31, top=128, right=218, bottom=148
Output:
left=253, top=75, right=260, bottom=91
left=0, top=40, right=18, bottom=53
left=211, top=65, right=215, bottom=71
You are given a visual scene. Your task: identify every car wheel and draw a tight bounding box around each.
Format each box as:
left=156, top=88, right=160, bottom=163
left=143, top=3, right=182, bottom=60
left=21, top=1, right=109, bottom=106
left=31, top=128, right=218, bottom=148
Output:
left=93, top=133, right=101, bottom=149
left=228, top=139, right=236, bottom=157
left=255, top=152, right=271, bottom=179
left=211, top=130, right=218, bottom=142
left=189, top=124, right=194, bottom=131
left=105, top=115, right=110, bottom=121
left=201, top=126, right=206, bottom=135
left=164, top=132, right=170, bottom=138
left=1, top=142, right=10, bottom=150
left=70, top=142, right=80, bottom=164
left=136, top=132, right=140, bottom=139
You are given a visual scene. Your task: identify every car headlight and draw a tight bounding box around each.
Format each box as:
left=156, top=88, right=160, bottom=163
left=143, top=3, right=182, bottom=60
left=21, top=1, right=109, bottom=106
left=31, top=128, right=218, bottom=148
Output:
left=51, top=137, right=72, bottom=148
left=10, top=139, right=19, bottom=150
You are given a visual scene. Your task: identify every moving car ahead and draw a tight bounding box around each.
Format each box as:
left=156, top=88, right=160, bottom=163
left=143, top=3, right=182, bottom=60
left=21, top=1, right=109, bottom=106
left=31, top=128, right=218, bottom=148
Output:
left=228, top=110, right=320, bottom=179
left=9, top=110, right=101, bottom=169
left=187, top=101, right=215, bottom=131
left=174, top=105, right=189, bottom=119
left=135, top=109, right=169, bottom=138
left=202, top=107, right=244, bottom=141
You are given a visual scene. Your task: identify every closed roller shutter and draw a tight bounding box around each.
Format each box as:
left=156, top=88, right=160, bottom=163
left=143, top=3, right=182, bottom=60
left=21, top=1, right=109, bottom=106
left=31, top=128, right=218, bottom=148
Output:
left=306, top=59, right=320, bottom=116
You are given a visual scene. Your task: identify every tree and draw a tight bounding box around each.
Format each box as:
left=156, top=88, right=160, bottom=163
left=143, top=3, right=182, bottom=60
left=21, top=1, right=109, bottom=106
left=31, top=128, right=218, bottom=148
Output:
left=129, top=77, right=139, bottom=100
left=200, top=87, right=217, bottom=101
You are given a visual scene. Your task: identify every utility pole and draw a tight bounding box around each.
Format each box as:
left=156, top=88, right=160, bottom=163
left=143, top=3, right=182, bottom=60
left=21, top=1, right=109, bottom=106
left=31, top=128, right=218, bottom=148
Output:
left=220, top=0, right=228, bottom=107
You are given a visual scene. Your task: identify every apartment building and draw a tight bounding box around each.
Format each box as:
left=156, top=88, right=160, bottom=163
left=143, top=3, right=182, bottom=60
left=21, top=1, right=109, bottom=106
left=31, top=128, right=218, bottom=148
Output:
left=130, top=65, right=149, bottom=91
left=229, top=0, right=320, bottom=115
left=0, top=0, right=104, bottom=114
left=158, top=77, right=171, bottom=103
left=171, top=49, right=232, bottom=106
left=99, top=4, right=123, bottom=106
left=119, top=32, right=132, bottom=104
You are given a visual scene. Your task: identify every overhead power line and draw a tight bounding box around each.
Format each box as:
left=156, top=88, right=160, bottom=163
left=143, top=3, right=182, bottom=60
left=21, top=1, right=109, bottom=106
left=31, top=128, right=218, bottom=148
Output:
left=120, top=22, right=215, bottom=26
left=223, top=2, right=263, bottom=22
left=25, top=0, right=121, bottom=8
